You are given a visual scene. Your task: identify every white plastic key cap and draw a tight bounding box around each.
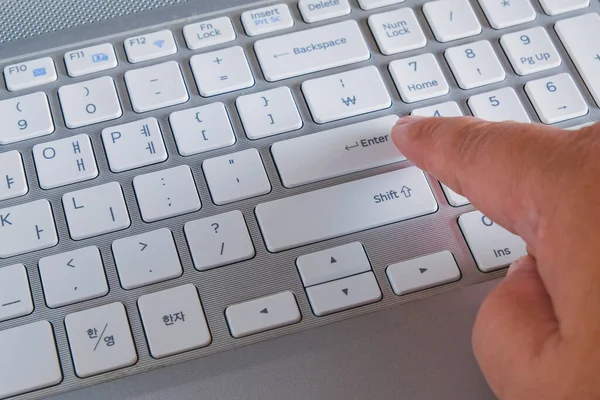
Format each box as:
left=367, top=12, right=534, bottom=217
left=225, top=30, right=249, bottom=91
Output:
left=478, top=0, right=536, bottom=29
left=445, top=41, right=506, bottom=89
left=0, top=200, right=58, bottom=258
left=256, top=167, right=438, bottom=252
left=368, top=8, right=427, bottom=55
left=411, top=101, right=463, bottom=117
left=556, top=14, right=600, bottom=106
left=389, top=53, right=450, bottom=103
left=65, top=302, right=137, bottom=378
left=254, top=20, right=370, bottom=82
left=241, top=4, right=294, bottom=36
left=58, top=77, right=122, bottom=128
left=190, top=46, right=254, bottom=97
left=183, top=17, right=236, bottom=50
left=102, top=118, right=167, bottom=172
left=138, top=284, right=211, bottom=358
left=297, top=242, right=372, bottom=287
left=39, top=247, right=108, bottom=308
left=302, top=66, right=391, bottom=123
left=423, top=0, right=482, bottom=42
left=386, top=251, right=461, bottom=295
left=169, top=103, right=236, bottom=156
left=306, top=271, right=382, bottom=316
left=525, top=73, right=589, bottom=124
left=298, top=0, right=351, bottom=23
left=358, top=0, right=405, bottom=10
left=203, top=149, right=271, bottom=205
left=0, top=264, right=33, bottom=322
left=124, top=30, right=177, bottom=63
left=4, top=57, right=57, bottom=91
left=185, top=210, right=255, bottom=271
left=272, top=115, right=403, bottom=188
left=539, top=0, right=589, bottom=16
left=64, top=43, right=118, bottom=77
left=124, top=61, right=189, bottom=113
left=63, top=182, right=130, bottom=240
left=459, top=211, right=527, bottom=272
left=468, top=88, right=531, bottom=122
left=236, top=87, right=303, bottom=140
left=0, top=92, right=54, bottom=144
left=442, top=184, right=470, bottom=207
left=33, top=134, right=98, bottom=189
left=500, top=27, right=562, bottom=75
left=133, top=165, right=201, bottom=222
left=226, top=291, right=301, bottom=338
left=113, top=228, right=182, bottom=289
left=0, top=321, right=62, bottom=399
left=0, top=151, right=28, bottom=201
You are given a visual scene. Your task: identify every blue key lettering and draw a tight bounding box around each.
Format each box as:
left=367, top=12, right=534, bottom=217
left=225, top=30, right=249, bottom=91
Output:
left=72, top=197, right=84, bottom=210
left=43, top=147, right=56, bottom=160
left=5, top=175, right=14, bottom=189
left=111, top=131, right=122, bottom=144
left=77, top=158, right=86, bottom=172
left=33, top=68, right=47, bottom=77
left=342, top=96, right=357, bottom=106
left=0, top=213, right=12, bottom=226
left=72, top=141, right=81, bottom=154
left=35, top=225, right=44, bottom=240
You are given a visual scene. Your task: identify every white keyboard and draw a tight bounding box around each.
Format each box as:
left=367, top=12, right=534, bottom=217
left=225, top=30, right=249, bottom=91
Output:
left=0, top=0, right=598, bottom=398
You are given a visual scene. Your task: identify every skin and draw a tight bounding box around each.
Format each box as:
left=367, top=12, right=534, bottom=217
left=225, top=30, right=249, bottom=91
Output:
left=391, top=116, right=600, bottom=400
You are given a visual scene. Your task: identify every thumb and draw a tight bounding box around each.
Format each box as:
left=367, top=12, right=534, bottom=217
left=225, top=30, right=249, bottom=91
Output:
left=472, top=256, right=559, bottom=399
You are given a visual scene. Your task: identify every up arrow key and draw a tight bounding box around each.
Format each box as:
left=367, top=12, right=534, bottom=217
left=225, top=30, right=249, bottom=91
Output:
left=330, top=257, right=337, bottom=264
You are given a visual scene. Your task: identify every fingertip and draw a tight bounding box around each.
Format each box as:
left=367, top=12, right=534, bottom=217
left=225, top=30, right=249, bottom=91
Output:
left=392, top=115, right=428, bottom=153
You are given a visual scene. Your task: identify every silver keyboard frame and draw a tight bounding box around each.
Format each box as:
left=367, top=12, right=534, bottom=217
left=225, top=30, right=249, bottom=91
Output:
left=1, top=0, right=599, bottom=399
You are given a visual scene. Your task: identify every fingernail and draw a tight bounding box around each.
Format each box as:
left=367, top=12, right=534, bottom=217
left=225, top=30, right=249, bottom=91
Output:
left=506, top=257, right=534, bottom=277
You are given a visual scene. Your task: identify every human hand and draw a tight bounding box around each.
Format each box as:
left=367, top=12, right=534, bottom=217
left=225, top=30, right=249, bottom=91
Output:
left=392, top=116, right=600, bottom=399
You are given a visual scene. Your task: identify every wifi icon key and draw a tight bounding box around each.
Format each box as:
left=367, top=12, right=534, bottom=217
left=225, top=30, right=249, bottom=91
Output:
left=125, top=30, right=177, bottom=63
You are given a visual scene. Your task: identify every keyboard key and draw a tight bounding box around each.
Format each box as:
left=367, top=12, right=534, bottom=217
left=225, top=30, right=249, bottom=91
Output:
left=237, top=87, right=303, bottom=139
left=411, top=101, right=464, bottom=117
left=445, top=40, right=506, bottom=89
left=113, top=228, right=182, bottom=289
left=0, top=264, right=33, bottom=322
left=0, top=199, right=58, bottom=258
left=33, top=134, right=99, bottom=189
left=254, top=20, right=370, bottom=82
left=124, top=30, right=177, bottom=63
left=468, top=88, right=531, bottom=122
left=183, top=17, right=236, bottom=50
left=501, top=27, right=562, bottom=75
left=58, top=76, right=122, bottom=128
left=63, top=182, right=130, bottom=240
left=539, top=0, right=589, bottom=15
left=0, top=151, right=28, bottom=201
left=297, top=242, right=371, bottom=287
left=0, top=92, right=54, bottom=144
left=138, top=284, right=211, bottom=358
left=241, top=4, right=294, bottom=36
left=302, top=66, right=391, bottom=123
left=386, top=251, right=461, bottom=295
left=65, top=302, right=137, bottom=378
left=256, top=167, right=438, bottom=252
left=441, top=184, right=470, bottom=207
left=459, top=211, right=527, bottom=272
left=478, top=0, right=536, bottom=29
left=525, top=73, right=589, bottom=124
left=225, top=291, right=301, bottom=338
left=357, top=0, right=405, bottom=9
left=423, top=0, right=482, bottom=42
left=389, top=53, right=450, bottom=103
left=298, top=0, right=351, bottom=23
left=306, top=272, right=382, bottom=316
left=0, top=321, right=62, bottom=399
left=64, top=43, right=118, bottom=77
left=102, top=118, right=167, bottom=172
left=203, top=149, right=271, bottom=205
left=556, top=13, right=600, bottom=106
left=170, top=103, right=236, bottom=156
left=133, top=165, right=201, bottom=222
left=272, top=115, right=404, bottom=188
left=185, top=210, right=255, bottom=271
left=190, top=46, right=254, bottom=97
left=4, top=57, right=57, bottom=91
left=368, top=8, right=427, bottom=55
left=38, top=247, right=108, bottom=308
left=125, top=61, right=189, bottom=113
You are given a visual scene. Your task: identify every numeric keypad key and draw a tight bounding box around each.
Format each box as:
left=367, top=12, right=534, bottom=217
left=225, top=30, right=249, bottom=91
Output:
left=501, top=27, right=562, bottom=75
left=446, top=41, right=506, bottom=89
left=525, top=73, right=589, bottom=124
left=468, top=88, right=530, bottom=122
left=423, top=0, right=482, bottom=42
left=478, top=0, right=536, bottom=29
left=389, top=53, right=449, bottom=103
